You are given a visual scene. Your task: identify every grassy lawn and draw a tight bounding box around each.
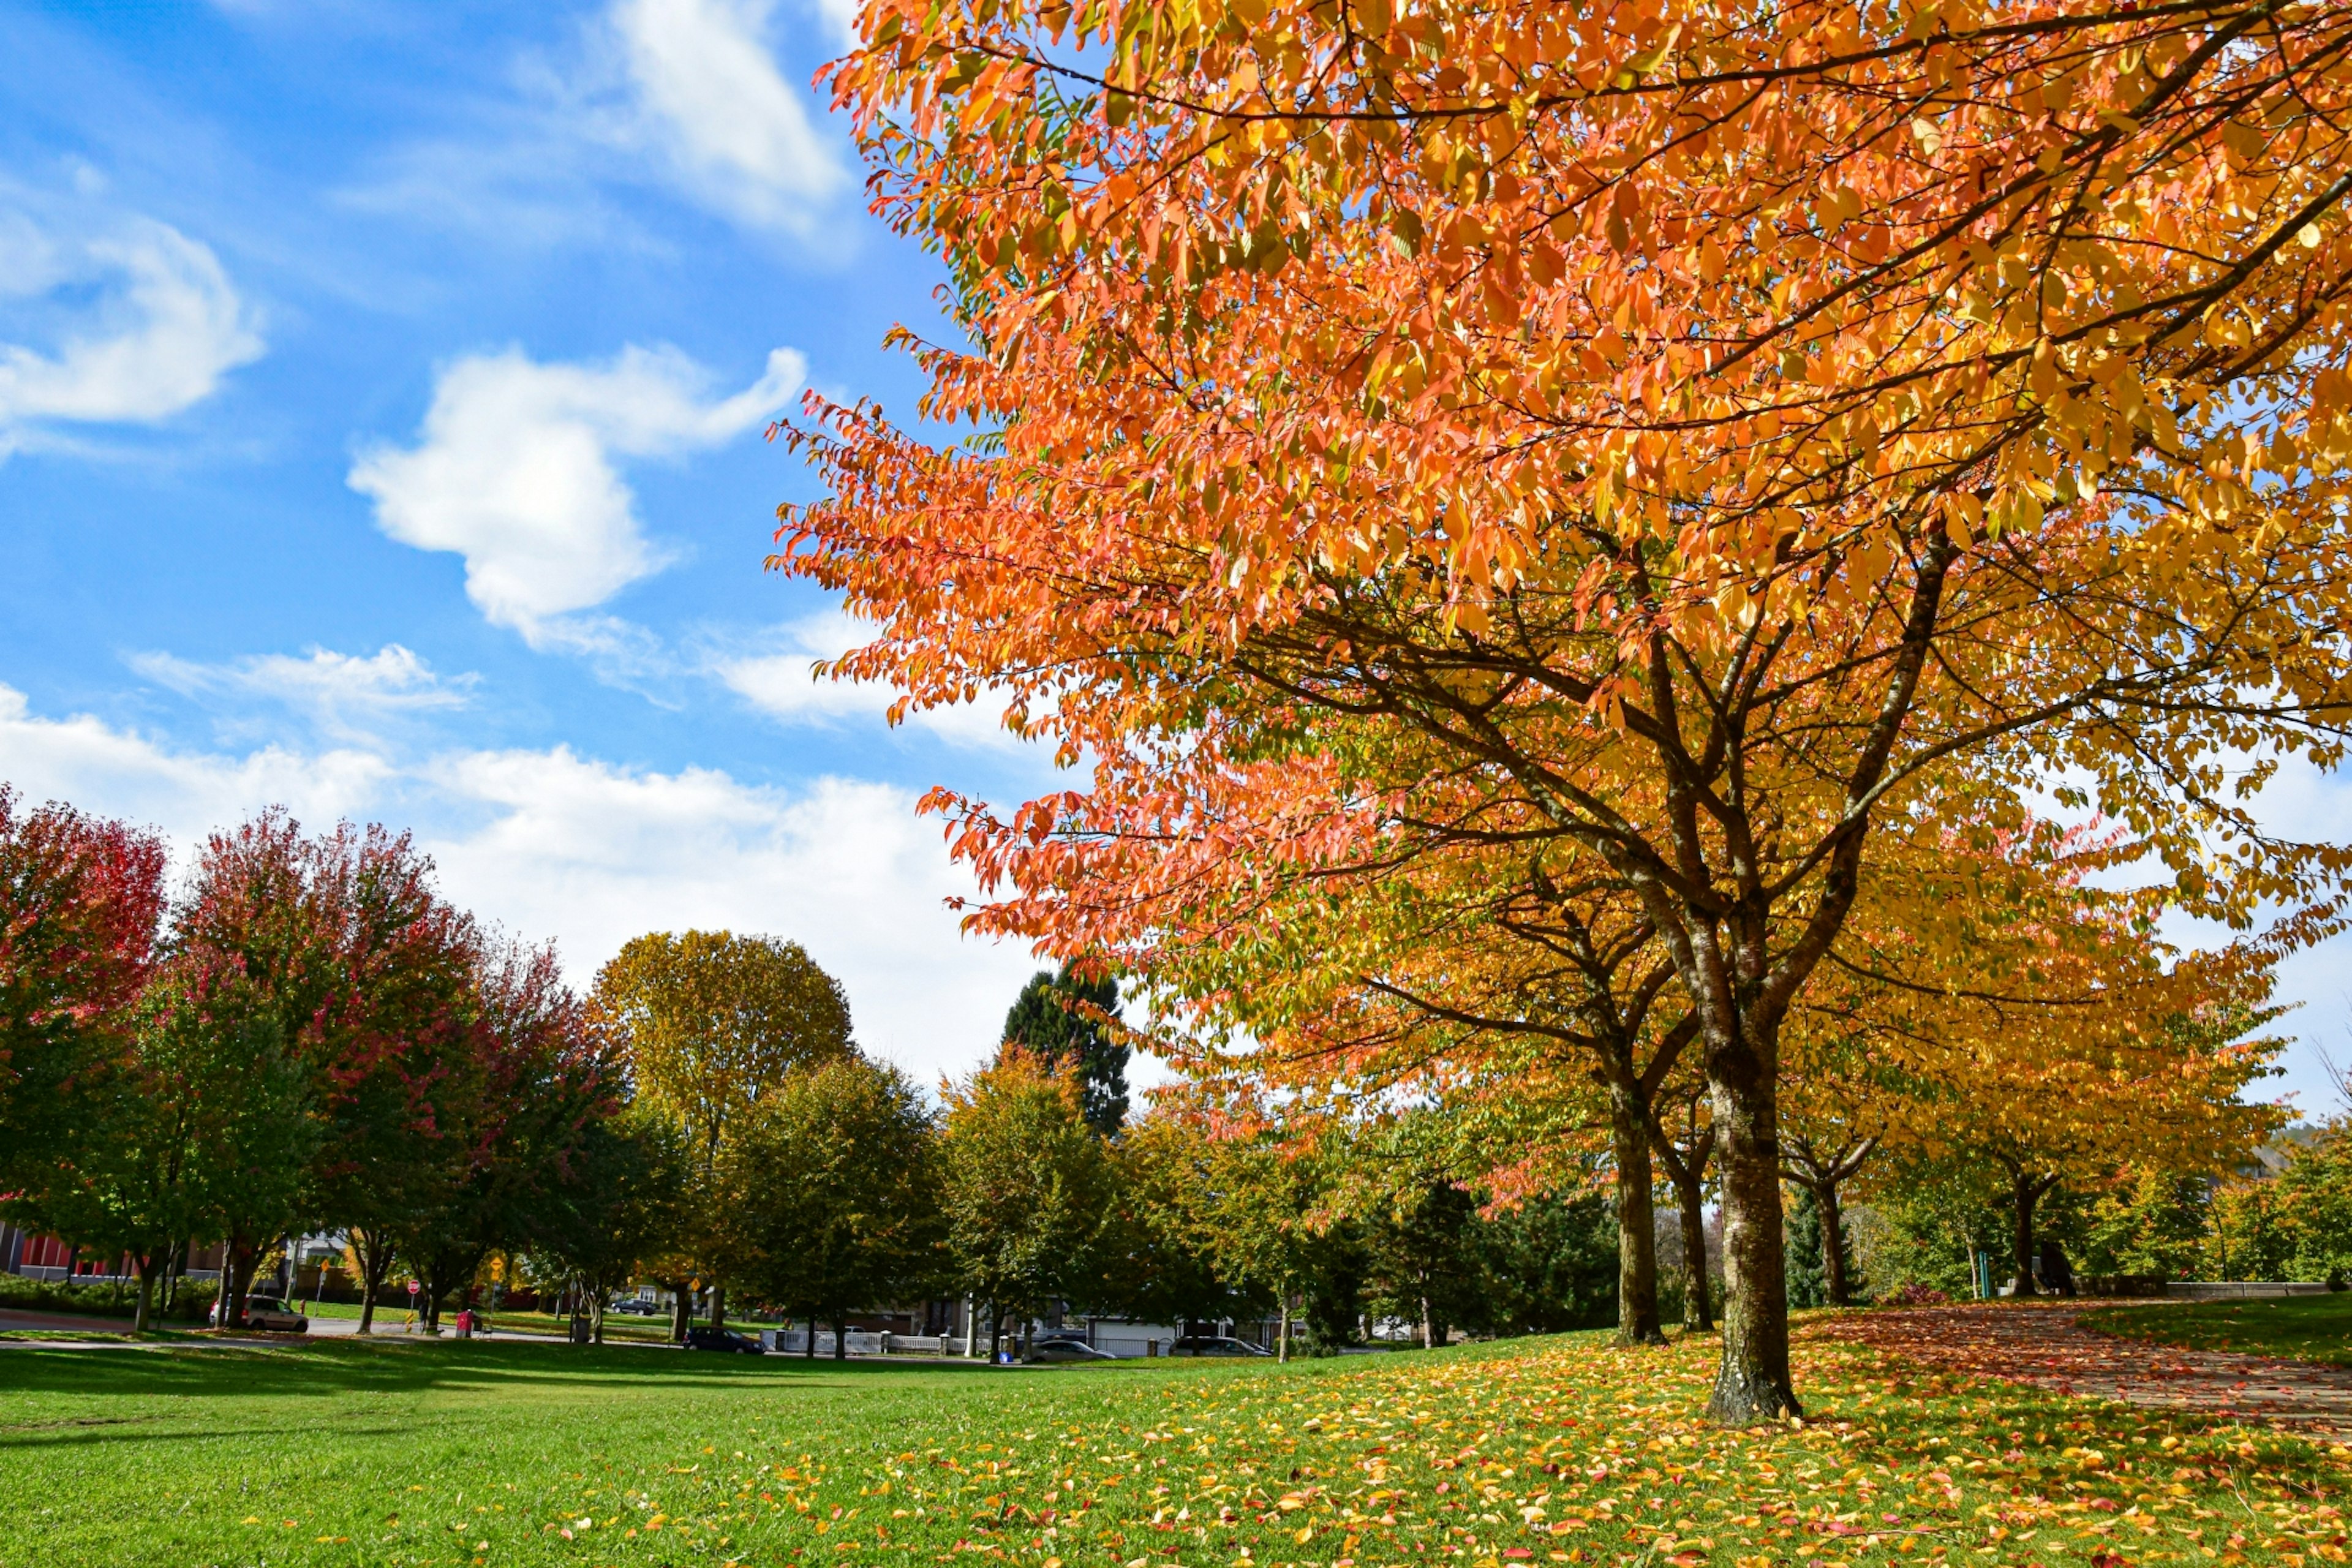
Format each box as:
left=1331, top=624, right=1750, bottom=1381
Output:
left=2079, top=1292, right=2352, bottom=1367
left=3, top=1329, right=2348, bottom=1568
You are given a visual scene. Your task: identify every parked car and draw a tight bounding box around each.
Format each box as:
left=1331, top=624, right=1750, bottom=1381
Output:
left=213, top=1295, right=309, bottom=1333
left=610, top=1298, right=662, bottom=1316
left=682, top=1326, right=766, bottom=1354
left=1170, top=1335, right=1270, bottom=1357
left=1026, top=1335, right=1116, bottom=1363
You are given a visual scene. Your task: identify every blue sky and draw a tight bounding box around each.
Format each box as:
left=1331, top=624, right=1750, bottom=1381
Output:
left=1, top=1, right=2345, bottom=1108
left=0, top=0, right=1063, bottom=1079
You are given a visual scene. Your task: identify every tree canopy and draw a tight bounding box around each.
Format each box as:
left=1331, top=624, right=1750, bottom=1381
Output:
left=775, top=0, right=2352, bottom=1421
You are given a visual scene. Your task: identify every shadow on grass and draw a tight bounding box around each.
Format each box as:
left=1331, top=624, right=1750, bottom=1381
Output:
left=0, top=1335, right=1009, bottom=1404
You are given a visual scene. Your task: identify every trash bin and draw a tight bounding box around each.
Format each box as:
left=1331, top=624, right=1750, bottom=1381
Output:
left=568, top=1317, right=593, bottom=1344
left=453, top=1310, right=474, bottom=1340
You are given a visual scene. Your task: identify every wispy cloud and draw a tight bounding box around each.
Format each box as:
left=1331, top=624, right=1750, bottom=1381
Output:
left=0, top=190, right=262, bottom=451
left=710, top=610, right=1049, bottom=752
left=336, top=0, right=854, bottom=249
left=605, top=0, right=850, bottom=235
left=347, top=342, right=805, bottom=647
left=127, top=644, right=477, bottom=746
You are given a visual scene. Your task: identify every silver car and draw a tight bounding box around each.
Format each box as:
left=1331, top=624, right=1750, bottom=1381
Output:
left=1026, top=1336, right=1116, bottom=1363
left=214, top=1295, right=309, bottom=1332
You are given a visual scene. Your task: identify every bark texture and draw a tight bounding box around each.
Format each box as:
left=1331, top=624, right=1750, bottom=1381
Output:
left=1706, top=1042, right=1800, bottom=1423
left=1611, top=1085, right=1668, bottom=1346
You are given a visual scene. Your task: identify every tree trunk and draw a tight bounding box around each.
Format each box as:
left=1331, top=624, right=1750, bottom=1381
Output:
left=224, top=1232, right=260, bottom=1331
left=1278, top=1295, right=1291, bottom=1363
left=835, top=1315, right=850, bottom=1361
left=804, top=1314, right=818, bottom=1358
left=132, top=1252, right=156, bottom=1334
left=1675, top=1172, right=1713, bottom=1332
left=1418, top=1292, right=1433, bottom=1350
left=352, top=1231, right=396, bottom=1336
left=1705, top=1044, right=1800, bottom=1424
left=1818, top=1182, right=1852, bottom=1308
left=711, top=1285, right=726, bottom=1332
left=2011, top=1174, right=2042, bottom=1297
left=591, top=1292, right=606, bottom=1345
left=1609, top=1085, right=1667, bottom=1345
left=671, top=1288, right=692, bottom=1343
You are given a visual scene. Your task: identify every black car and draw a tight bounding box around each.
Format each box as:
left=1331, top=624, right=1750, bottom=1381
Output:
left=609, top=1299, right=662, bottom=1316
left=1169, top=1335, right=1270, bottom=1357
left=682, top=1327, right=766, bottom=1354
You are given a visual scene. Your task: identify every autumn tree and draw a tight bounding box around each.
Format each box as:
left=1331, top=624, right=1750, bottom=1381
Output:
left=939, top=1047, right=1114, bottom=1356
left=0, top=789, right=166, bottom=1190
left=594, top=930, right=854, bottom=1335
left=727, top=1055, right=944, bottom=1359
left=162, top=813, right=489, bottom=1331
left=1003, top=963, right=1131, bottom=1134
left=391, top=939, right=621, bottom=1331
left=782, top=0, right=2352, bottom=1420
left=1076, top=814, right=1695, bottom=1346
left=154, top=812, right=339, bottom=1329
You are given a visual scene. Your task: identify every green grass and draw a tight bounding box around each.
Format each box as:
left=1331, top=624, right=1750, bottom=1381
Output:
left=3, top=1329, right=2347, bottom=1568
left=2079, top=1291, right=2352, bottom=1366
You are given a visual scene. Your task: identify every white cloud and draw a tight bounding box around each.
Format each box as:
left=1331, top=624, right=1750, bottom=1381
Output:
left=0, top=684, right=392, bottom=843
left=127, top=644, right=477, bottom=745
left=606, top=0, right=849, bottom=235
left=348, top=344, right=805, bottom=644
left=807, top=0, right=860, bottom=51
left=0, top=200, right=262, bottom=446
left=331, top=0, right=853, bottom=252
left=712, top=611, right=1046, bottom=751
left=0, top=680, right=1036, bottom=1080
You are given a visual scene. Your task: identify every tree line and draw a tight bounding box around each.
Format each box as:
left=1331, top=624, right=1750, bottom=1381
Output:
left=0, top=791, right=1625, bottom=1344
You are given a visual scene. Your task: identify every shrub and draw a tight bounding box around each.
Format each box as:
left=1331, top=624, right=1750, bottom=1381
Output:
left=0, top=1271, right=216, bottom=1322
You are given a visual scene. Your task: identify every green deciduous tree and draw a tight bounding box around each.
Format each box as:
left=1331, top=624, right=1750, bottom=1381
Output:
left=1097, top=1114, right=1260, bottom=1332
left=2278, top=1127, right=2352, bottom=1284
left=940, top=1047, right=1113, bottom=1357
left=527, top=1104, right=692, bottom=1344
left=729, top=1055, right=945, bottom=1359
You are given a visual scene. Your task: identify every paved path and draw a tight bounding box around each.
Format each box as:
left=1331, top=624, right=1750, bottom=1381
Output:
left=1814, top=1299, right=2352, bottom=1436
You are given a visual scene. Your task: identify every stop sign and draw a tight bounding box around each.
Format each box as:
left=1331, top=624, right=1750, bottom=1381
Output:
left=407, top=1282, right=421, bottom=1295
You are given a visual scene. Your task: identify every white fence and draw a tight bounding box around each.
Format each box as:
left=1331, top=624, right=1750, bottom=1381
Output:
left=759, top=1329, right=967, bottom=1356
